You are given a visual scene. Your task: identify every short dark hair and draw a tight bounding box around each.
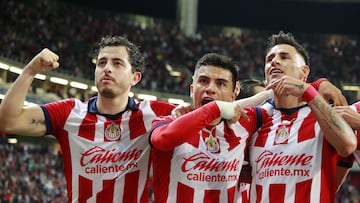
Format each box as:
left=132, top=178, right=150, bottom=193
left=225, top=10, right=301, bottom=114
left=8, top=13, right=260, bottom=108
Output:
left=194, top=53, right=239, bottom=90
left=237, top=79, right=266, bottom=99
left=95, top=35, right=145, bottom=73
left=266, top=31, right=310, bottom=66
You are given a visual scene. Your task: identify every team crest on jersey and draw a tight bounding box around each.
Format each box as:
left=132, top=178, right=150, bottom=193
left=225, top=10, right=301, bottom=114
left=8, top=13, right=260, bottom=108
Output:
left=205, top=134, right=220, bottom=153
left=274, top=120, right=292, bottom=145
left=104, top=122, right=121, bottom=141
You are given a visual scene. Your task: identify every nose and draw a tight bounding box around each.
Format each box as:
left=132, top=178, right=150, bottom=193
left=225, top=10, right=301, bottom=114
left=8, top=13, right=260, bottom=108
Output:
left=205, top=82, right=216, bottom=94
left=270, top=55, right=280, bottom=66
left=104, top=62, right=113, bottom=73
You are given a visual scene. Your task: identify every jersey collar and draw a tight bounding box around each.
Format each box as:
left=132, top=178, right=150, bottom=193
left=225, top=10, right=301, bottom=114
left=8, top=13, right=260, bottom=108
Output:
left=88, top=96, right=139, bottom=115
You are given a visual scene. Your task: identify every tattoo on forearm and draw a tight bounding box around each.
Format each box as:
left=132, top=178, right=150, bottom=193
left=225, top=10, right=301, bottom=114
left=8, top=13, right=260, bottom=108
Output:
left=31, top=118, right=45, bottom=126
left=290, top=83, right=305, bottom=90
left=312, top=97, right=341, bottom=130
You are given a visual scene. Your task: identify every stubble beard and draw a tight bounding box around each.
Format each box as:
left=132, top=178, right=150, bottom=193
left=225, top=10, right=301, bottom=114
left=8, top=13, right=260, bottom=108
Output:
left=99, top=87, right=116, bottom=99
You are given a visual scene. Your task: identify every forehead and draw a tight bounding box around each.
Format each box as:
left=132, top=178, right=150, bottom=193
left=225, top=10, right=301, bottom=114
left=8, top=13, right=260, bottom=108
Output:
left=194, top=65, right=233, bottom=81
left=97, top=46, right=129, bottom=60
left=267, top=44, right=297, bottom=57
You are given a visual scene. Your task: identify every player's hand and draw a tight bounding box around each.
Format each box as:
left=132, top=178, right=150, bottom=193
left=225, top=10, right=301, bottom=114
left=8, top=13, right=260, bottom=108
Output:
left=215, top=101, right=249, bottom=123
left=333, top=105, right=360, bottom=131
left=318, top=80, right=348, bottom=106
left=267, top=76, right=309, bottom=98
left=25, top=48, right=59, bottom=75
left=171, top=103, right=194, bottom=119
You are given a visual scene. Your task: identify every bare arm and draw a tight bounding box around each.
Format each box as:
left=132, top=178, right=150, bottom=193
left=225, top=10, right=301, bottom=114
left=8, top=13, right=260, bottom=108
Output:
left=234, top=89, right=273, bottom=107
left=308, top=93, right=356, bottom=157
left=268, top=76, right=357, bottom=157
left=334, top=105, right=360, bottom=131
left=0, top=48, right=59, bottom=136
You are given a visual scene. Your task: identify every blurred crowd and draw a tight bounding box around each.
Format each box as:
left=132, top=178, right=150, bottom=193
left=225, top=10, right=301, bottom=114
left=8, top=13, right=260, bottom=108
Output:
left=0, top=136, right=67, bottom=203
left=1, top=0, right=360, bottom=97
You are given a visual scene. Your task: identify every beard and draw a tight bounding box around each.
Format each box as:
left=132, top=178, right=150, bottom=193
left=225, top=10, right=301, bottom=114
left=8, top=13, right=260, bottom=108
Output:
left=99, top=87, right=116, bottom=98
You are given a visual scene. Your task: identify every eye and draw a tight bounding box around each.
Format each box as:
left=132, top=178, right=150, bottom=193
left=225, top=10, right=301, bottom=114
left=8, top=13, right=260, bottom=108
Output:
left=198, top=78, right=207, bottom=84
left=97, top=60, right=107, bottom=67
left=217, top=81, right=226, bottom=87
left=266, top=55, right=274, bottom=63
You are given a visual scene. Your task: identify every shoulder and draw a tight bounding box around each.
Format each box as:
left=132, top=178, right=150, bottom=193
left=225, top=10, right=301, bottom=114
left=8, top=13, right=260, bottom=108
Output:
left=139, top=100, right=175, bottom=116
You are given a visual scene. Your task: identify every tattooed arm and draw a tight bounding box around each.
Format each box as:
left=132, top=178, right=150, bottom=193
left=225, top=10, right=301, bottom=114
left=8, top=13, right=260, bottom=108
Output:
left=0, top=49, right=59, bottom=136
left=268, top=76, right=357, bottom=157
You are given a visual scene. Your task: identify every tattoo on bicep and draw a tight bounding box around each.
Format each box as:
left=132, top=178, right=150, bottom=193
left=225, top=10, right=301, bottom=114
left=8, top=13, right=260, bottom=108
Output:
left=31, top=118, right=45, bottom=126
left=290, top=83, right=305, bottom=90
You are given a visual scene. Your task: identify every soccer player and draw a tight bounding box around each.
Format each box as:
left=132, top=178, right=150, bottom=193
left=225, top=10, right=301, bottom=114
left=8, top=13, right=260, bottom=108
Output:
left=247, top=31, right=357, bottom=203
left=149, top=53, right=274, bottom=203
left=0, top=36, right=175, bottom=202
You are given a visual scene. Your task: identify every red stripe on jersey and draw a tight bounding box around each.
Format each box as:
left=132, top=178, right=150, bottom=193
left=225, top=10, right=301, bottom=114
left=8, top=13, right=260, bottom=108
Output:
left=79, top=175, right=92, bottom=203
left=79, top=113, right=97, bottom=141
left=224, top=125, right=240, bottom=151
left=152, top=148, right=173, bottom=203
left=129, top=110, right=147, bottom=139
left=177, top=182, right=194, bottom=202
left=123, top=170, right=140, bottom=202
left=269, top=184, right=285, bottom=203
left=295, top=179, right=312, bottom=203
left=241, top=189, right=249, bottom=203
left=204, top=189, right=220, bottom=203
left=96, top=179, right=115, bottom=203
left=254, top=119, right=272, bottom=147
left=320, top=140, right=337, bottom=203
left=227, top=186, right=236, bottom=203
left=298, top=114, right=315, bottom=142
left=255, top=184, right=262, bottom=203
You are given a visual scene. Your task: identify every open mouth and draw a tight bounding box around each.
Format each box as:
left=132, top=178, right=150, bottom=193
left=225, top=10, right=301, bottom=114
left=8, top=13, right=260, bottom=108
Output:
left=270, top=69, right=283, bottom=75
left=201, top=98, right=214, bottom=105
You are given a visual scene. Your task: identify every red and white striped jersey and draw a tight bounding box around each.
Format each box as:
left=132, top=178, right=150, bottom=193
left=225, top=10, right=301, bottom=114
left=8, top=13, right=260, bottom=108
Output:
left=41, top=97, right=174, bottom=203
left=151, top=104, right=262, bottom=203
left=248, top=102, right=338, bottom=203
left=351, top=101, right=360, bottom=164
left=238, top=182, right=250, bottom=203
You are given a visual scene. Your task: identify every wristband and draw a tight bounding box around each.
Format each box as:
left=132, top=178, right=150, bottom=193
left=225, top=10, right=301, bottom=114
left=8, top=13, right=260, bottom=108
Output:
left=311, top=78, right=328, bottom=91
left=302, top=85, right=319, bottom=103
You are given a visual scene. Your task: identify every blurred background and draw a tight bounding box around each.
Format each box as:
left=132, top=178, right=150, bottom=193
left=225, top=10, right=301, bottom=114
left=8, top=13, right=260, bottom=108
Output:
left=0, top=0, right=359, bottom=202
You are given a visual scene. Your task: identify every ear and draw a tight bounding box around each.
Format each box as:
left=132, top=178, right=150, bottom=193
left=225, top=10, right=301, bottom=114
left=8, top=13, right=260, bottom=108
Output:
left=232, top=81, right=240, bottom=100
left=131, top=72, right=142, bottom=86
left=190, top=84, right=194, bottom=98
left=301, top=65, right=310, bottom=82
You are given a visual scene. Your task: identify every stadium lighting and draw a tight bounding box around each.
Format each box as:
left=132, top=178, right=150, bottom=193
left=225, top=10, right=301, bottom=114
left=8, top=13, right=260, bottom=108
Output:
left=91, top=86, right=98, bottom=92
left=8, top=138, right=17, bottom=144
left=50, top=77, right=69, bottom=85
left=0, top=62, right=9, bottom=70
left=168, top=98, right=185, bottom=105
left=35, top=74, right=47, bottom=80
left=137, top=94, right=157, bottom=101
left=70, top=81, right=88, bottom=90
left=9, top=66, right=23, bottom=74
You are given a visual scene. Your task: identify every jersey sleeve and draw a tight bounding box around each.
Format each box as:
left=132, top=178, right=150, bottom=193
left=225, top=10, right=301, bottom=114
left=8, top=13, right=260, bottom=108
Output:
left=149, top=100, right=176, bottom=117
left=150, top=101, right=221, bottom=151
left=41, top=98, right=76, bottom=136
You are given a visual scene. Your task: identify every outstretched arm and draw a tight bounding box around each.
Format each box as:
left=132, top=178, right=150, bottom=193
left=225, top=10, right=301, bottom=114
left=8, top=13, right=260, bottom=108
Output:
left=150, top=101, right=246, bottom=151
left=0, top=48, right=59, bottom=136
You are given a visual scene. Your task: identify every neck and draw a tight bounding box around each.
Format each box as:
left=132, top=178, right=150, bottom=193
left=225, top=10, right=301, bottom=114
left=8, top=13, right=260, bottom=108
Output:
left=274, top=94, right=306, bottom=109
left=96, top=95, right=129, bottom=115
